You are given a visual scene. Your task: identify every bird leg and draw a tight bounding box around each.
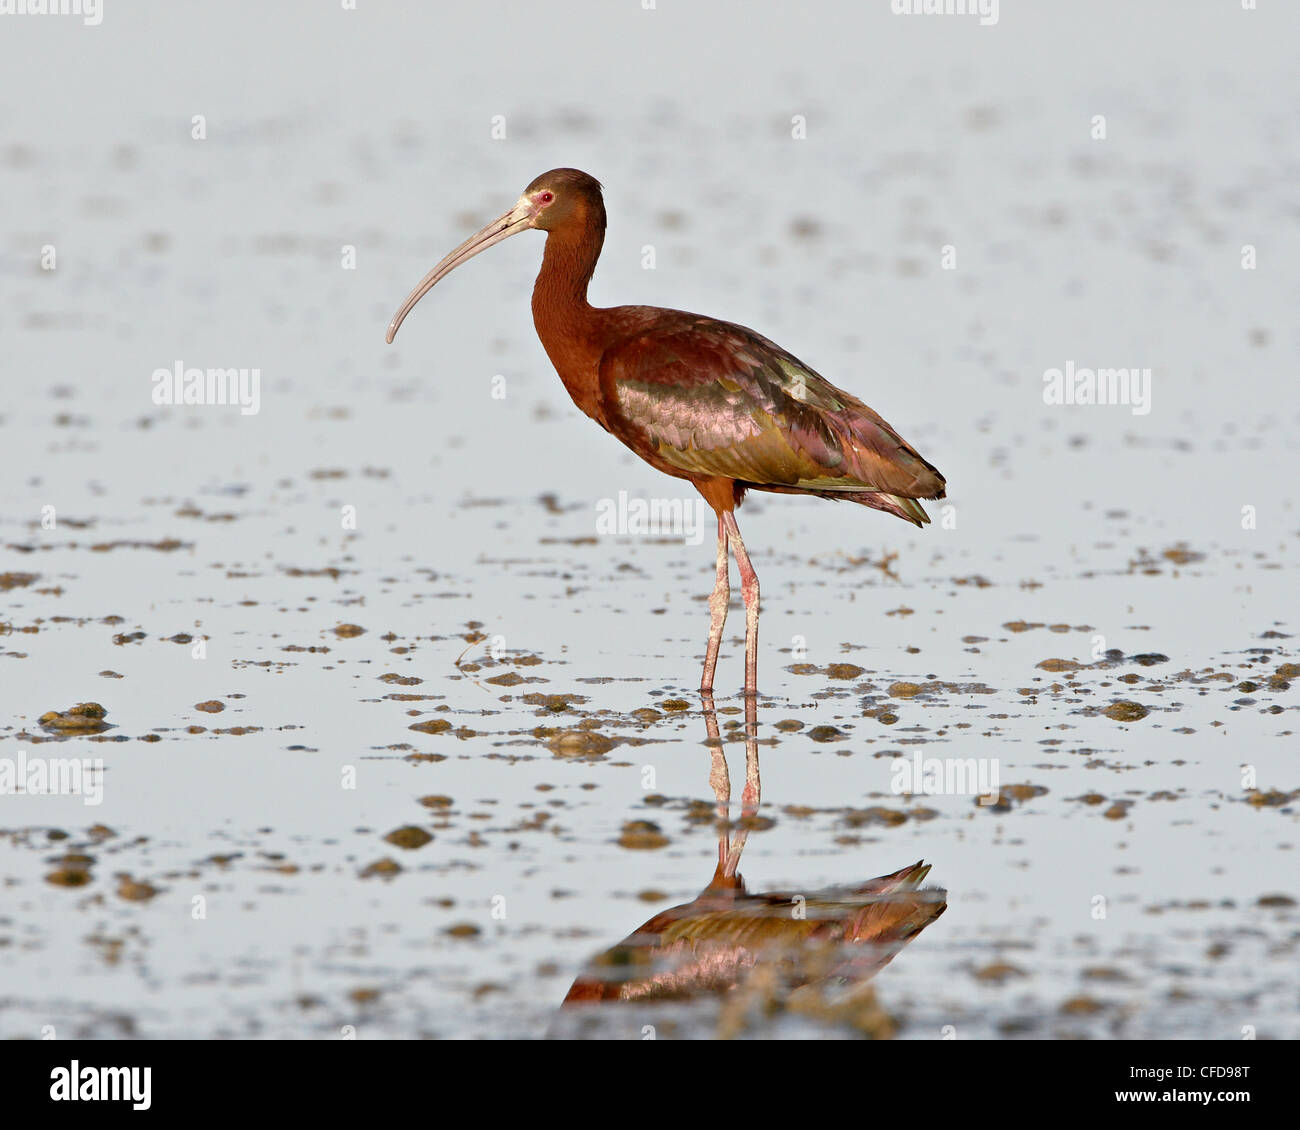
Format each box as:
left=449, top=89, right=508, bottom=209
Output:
left=740, top=694, right=761, bottom=816
left=718, top=697, right=761, bottom=879
left=700, top=514, right=730, bottom=694
left=702, top=696, right=731, bottom=873
left=723, top=512, right=760, bottom=697
left=703, top=695, right=750, bottom=883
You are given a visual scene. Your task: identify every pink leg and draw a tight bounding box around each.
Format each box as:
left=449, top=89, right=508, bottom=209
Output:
left=703, top=699, right=730, bottom=870
left=723, top=512, right=760, bottom=697
left=740, top=694, right=761, bottom=815
left=700, top=515, right=730, bottom=694
left=702, top=694, right=761, bottom=884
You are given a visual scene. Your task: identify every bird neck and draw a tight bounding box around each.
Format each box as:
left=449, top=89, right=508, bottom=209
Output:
left=531, top=211, right=605, bottom=350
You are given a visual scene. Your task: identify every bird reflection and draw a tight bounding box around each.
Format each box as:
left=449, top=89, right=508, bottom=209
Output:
left=559, top=696, right=946, bottom=1034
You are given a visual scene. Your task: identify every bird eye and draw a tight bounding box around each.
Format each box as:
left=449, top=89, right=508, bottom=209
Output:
left=538, top=191, right=554, bottom=204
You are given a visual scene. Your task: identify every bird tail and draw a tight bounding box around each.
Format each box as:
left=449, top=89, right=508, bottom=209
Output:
left=850, top=491, right=931, bottom=527
left=844, top=859, right=947, bottom=945
left=885, top=494, right=931, bottom=527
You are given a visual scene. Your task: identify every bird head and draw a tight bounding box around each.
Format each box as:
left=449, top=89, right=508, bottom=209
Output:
left=385, top=168, right=603, bottom=343
left=523, top=168, right=603, bottom=232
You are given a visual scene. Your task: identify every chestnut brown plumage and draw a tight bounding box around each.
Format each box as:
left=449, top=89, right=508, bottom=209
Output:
left=560, top=699, right=946, bottom=1009
left=562, top=858, right=946, bottom=1007
left=387, top=169, right=946, bottom=696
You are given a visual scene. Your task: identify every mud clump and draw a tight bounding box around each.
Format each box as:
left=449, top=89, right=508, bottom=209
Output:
left=46, top=867, right=93, bottom=887
left=409, top=718, right=452, bottom=735
left=116, top=875, right=160, bottom=901
left=981, top=784, right=1048, bottom=812
left=1247, top=789, right=1298, bottom=808
left=46, top=854, right=95, bottom=886
left=1162, top=544, right=1203, bottom=566
left=844, top=806, right=908, bottom=828
left=618, top=820, right=670, bottom=850
left=333, top=623, right=366, bottom=638
left=194, top=700, right=225, bottom=713
left=825, top=663, right=866, bottom=680
left=384, top=826, right=433, bottom=849
left=547, top=730, right=614, bottom=757
left=1104, top=701, right=1149, bottom=722
left=361, top=858, right=403, bottom=879
left=446, top=923, right=481, bottom=938
left=39, top=702, right=109, bottom=733
left=523, top=692, right=588, bottom=713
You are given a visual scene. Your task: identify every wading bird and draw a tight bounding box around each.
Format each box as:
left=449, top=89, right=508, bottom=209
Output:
left=563, top=857, right=945, bottom=1011
left=387, top=169, right=945, bottom=696
left=558, top=699, right=946, bottom=1019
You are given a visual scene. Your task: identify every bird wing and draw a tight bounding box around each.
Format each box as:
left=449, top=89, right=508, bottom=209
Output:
left=599, top=311, right=944, bottom=500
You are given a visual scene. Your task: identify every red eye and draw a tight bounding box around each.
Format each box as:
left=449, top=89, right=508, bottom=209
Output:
left=539, top=191, right=554, bottom=204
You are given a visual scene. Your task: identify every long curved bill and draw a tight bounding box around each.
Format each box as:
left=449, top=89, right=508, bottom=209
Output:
left=386, top=197, right=535, bottom=343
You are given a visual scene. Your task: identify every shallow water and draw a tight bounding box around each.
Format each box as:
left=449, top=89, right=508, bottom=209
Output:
left=1, top=1, right=1297, bottom=1039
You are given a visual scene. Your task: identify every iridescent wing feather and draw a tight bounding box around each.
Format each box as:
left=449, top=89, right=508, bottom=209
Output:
left=599, top=310, right=945, bottom=523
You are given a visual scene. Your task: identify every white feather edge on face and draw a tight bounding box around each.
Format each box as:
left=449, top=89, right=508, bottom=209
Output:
left=518, top=190, right=556, bottom=226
